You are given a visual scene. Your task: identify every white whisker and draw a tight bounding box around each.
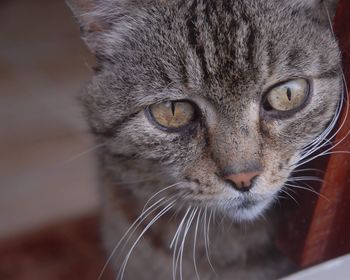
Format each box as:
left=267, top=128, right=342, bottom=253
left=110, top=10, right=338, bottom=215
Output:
left=58, top=142, right=107, bottom=167
left=280, top=188, right=299, bottom=205
left=193, top=208, right=202, bottom=280
left=142, top=182, right=181, bottom=212
left=291, top=176, right=325, bottom=183
left=171, top=207, right=191, bottom=280
left=178, top=207, right=198, bottom=280
left=118, top=200, right=176, bottom=280
left=97, top=196, right=170, bottom=280
left=285, top=182, right=329, bottom=202
left=117, top=196, right=177, bottom=262
left=203, top=208, right=216, bottom=275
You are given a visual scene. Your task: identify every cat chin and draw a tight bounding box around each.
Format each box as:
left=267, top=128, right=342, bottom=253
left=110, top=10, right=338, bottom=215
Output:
left=225, top=197, right=273, bottom=222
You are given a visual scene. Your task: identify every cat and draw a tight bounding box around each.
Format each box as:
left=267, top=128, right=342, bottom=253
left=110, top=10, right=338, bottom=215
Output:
left=67, top=0, right=343, bottom=279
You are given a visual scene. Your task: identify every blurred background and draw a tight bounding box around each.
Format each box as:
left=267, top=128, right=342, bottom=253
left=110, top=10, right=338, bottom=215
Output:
left=0, top=0, right=98, bottom=238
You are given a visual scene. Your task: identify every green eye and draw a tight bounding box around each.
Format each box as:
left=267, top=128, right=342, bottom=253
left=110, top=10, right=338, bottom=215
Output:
left=147, top=100, right=196, bottom=130
left=264, top=79, right=309, bottom=113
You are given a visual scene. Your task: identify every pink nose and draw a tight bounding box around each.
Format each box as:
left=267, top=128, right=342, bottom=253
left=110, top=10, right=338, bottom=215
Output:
left=224, top=171, right=261, bottom=192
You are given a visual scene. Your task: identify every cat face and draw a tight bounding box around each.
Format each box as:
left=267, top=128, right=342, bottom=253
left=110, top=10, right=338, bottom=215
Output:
left=69, top=0, right=342, bottom=220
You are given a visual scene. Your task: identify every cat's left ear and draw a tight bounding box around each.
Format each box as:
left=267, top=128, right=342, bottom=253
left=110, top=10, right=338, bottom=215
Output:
left=291, top=0, right=340, bottom=23
left=65, top=0, right=114, bottom=55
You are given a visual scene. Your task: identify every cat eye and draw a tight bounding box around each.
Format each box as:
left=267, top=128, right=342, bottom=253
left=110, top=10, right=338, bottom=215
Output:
left=147, top=100, right=196, bottom=131
left=263, top=79, right=310, bottom=114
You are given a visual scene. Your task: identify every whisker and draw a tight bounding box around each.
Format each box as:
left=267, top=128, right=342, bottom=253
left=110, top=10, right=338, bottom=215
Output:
left=296, top=14, right=349, bottom=167
left=170, top=208, right=191, bottom=249
left=204, top=208, right=216, bottom=275
left=280, top=188, right=299, bottom=205
left=290, top=168, right=324, bottom=174
left=285, top=182, right=329, bottom=202
left=142, top=182, right=181, bottom=212
left=295, top=144, right=350, bottom=168
left=319, top=150, right=350, bottom=156
left=290, top=176, right=326, bottom=183
left=193, top=208, right=201, bottom=280
left=171, top=207, right=192, bottom=280
left=296, top=72, right=349, bottom=168
left=97, top=196, right=170, bottom=280
left=58, top=142, right=107, bottom=167
left=177, top=207, right=198, bottom=280
left=118, top=200, right=176, bottom=280
left=116, top=196, right=178, bottom=264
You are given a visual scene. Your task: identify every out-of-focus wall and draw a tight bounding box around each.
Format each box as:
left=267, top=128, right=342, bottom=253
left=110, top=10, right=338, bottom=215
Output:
left=0, top=0, right=98, bottom=237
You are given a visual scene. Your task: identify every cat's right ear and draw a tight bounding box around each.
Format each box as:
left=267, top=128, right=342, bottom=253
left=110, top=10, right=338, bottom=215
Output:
left=66, top=0, right=111, bottom=55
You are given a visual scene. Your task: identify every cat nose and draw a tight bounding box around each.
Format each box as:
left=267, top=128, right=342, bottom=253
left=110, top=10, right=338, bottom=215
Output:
left=224, top=171, right=261, bottom=192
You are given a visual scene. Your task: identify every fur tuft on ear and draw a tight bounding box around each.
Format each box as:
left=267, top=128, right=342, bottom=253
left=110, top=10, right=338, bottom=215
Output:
left=66, top=0, right=137, bottom=56
left=66, top=0, right=147, bottom=57
left=66, top=0, right=109, bottom=54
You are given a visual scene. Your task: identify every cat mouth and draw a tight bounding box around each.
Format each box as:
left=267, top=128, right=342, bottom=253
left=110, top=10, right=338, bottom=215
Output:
left=236, top=198, right=258, bottom=209
left=225, top=196, right=273, bottom=221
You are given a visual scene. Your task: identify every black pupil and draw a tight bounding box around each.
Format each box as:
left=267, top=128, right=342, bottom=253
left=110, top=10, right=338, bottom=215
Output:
left=171, top=102, right=176, bottom=115
left=286, top=87, right=292, bottom=101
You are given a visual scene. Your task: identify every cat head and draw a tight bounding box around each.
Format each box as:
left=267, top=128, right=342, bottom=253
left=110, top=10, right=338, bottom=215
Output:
left=67, top=0, right=343, bottom=220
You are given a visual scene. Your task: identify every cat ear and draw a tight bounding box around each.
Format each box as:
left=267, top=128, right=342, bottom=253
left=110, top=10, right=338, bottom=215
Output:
left=291, top=0, right=340, bottom=22
left=66, top=0, right=114, bottom=55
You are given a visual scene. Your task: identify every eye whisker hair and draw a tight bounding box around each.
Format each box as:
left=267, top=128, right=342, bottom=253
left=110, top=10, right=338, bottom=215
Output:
left=57, top=142, right=108, bottom=167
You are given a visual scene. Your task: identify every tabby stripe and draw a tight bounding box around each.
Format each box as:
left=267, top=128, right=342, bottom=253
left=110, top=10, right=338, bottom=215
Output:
left=266, top=41, right=276, bottom=77
left=240, top=9, right=256, bottom=69
left=246, top=24, right=256, bottom=68
left=315, top=67, right=342, bottom=79
left=178, top=57, right=189, bottom=86
left=204, top=0, right=217, bottom=29
left=288, top=48, right=303, bottom=67
left=159, top=66, right=173, bottom=85
left=187, top=0, right=210, bottom=81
